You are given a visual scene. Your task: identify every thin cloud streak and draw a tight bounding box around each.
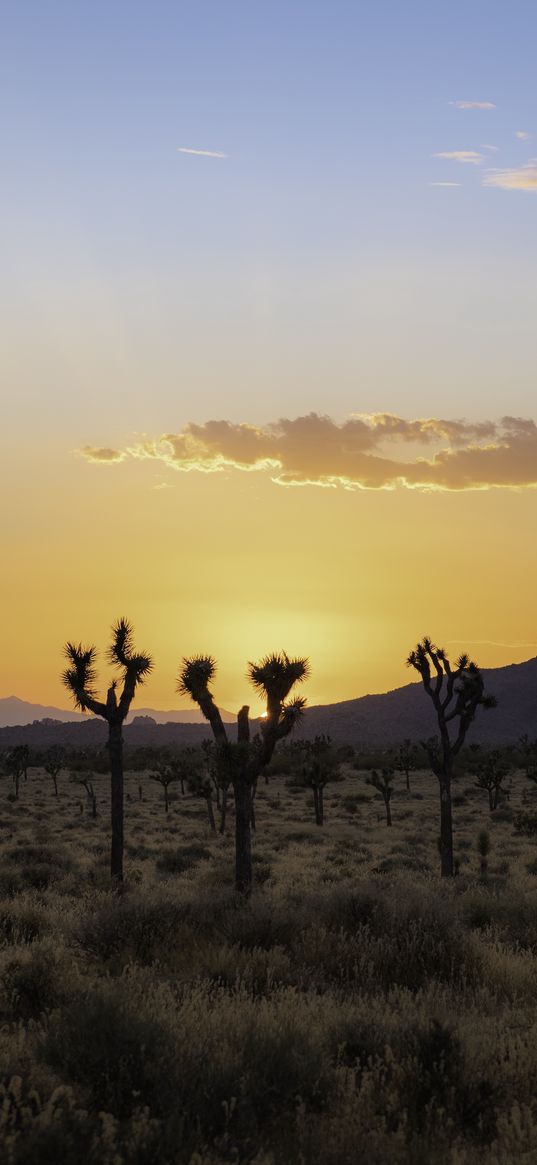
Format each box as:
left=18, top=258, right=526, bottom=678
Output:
left=451, top=100, right=496, bottom=110
left=433, top=150, right=484, bottom=164
left=79, top=413, right=537, bottom=492
left=177, top=147, right=228, bottom=158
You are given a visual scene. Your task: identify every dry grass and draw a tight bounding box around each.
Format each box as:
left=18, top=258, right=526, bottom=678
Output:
left=1, top=762, right=537, bottom=1163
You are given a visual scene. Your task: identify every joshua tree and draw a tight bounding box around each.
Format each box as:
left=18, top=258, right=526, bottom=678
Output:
left=187, top=767, right=218, bottom=833
left=407, top=638, right=496, bottom=877
left=178, top=652, right=308, bottom=894
left=477, top=829, right=490, bottom=879
left=473, top=749, right=512, bottom=811
left=366, top=767, right=396, bottom=826
left=70, top=771, right=98, bottom=818
left=43, top=745, right=65, bottom=796
left=394, top=738, right=419, bottom=792
left=149, top=761, right=181, bottom=814
left=62, top=618, right=152, bottom=883
left=299, top=735, right=339, bottom=826
left=4, top=746, right=28, bottom=799
left=519, top=735, right=537, bottom=783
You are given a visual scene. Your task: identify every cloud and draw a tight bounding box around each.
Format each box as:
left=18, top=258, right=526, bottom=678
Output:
left=433, top=150, right=484, bottom=164
left=78, top=446, right=126, bottom=463
left=480, top=143, right=499, bottom=152
left=483, top=163, right=537, bottom=190
left=79, top=414, right=537, bottom=492
left=429, top=181, right=461, bottom=187
left=177, top=147, right=228, bottom=158
left=515, top=130, right=531, bottom=141
left=451, top=100, right=496, bottom=110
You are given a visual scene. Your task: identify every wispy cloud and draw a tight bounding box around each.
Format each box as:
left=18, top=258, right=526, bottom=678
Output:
left=483, top=163, right=537, bottom=190
left=79, top=446, right=126, bottom=463
left=429, top=181, right=461, bottom=187
left=450, top=100, right=496, bottom=111
left=177, top=147, right=228, bottom=158
left=433, top=150, right=484, bottom=165
left=515, top=130, right=531, bottom=141
left=480, top=143, right=499, bottom=152
left=79, top=414, right=537, bottom=492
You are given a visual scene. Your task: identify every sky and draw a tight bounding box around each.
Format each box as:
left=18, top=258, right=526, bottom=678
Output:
left=1, top=0, right=537, bottom=714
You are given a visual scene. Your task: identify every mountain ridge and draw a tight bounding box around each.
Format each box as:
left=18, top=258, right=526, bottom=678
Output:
left=1, top=656, right=536, bottom=747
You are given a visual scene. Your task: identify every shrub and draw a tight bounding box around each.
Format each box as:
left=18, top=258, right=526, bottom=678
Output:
left=42, top=986, right=179, bottom=1119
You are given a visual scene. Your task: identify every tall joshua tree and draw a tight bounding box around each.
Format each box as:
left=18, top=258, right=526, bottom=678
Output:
left=407, top=638, right=496, bottom=877
left=62, top=618, right=152, bottom=883
left=178, top=652, right=308, bottom=894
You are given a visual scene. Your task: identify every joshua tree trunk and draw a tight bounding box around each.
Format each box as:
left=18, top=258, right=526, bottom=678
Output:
left=313, top=786, right=323, bottom=826
left=52, top=775, right=58, bottom=796
left=234, top=780, right=252, bottom=895
left=164, top=785, right=169, bottom=813
left=219, top=786, right=228, bottom=834
left=385, top=798, right=392, bottom=826
left=206, top=795, right=217, bottom=834
left=14, top=774, right=20, bottom=800
left=250, top=781, right=257, bottom=832
left=405, top=768, right=410, bottom=792
left=109, top=723, right=124, bottom=884
left=439, top=773, right=454, bottom=877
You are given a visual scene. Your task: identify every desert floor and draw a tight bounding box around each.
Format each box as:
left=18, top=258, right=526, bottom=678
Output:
left=1, top=761, right=537, bottom=1164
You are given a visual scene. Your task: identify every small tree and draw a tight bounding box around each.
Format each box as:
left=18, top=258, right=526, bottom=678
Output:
left=5, top=746, right=28, bottom=799
left=407, top=638, right=496, bottom=877
left=477, top=829, right=490, bottom=879
left=473, top=750, right=512, bottom=811
left=62, top=618, right=153, bottom=883
left=70, top=771, right=97, bottom=818
left=187, top=766, right=218, bottom=834
left=149, top=762, right=181, bottom=814
left=299, top=735, right=339, bottom=825
left=43, top=745, right=65, bottom=796
left=178, top=652, right=308, bottom=894
left=394, top=739, right=418, bottom=792
left=366, top=767, right=396, bottom=826
left=519, top=735, right=537, bottom=780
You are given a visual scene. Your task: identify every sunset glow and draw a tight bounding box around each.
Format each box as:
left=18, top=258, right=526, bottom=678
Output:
left=2, top=1, right=536, bottom=716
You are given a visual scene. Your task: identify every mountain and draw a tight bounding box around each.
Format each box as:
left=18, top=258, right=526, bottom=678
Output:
left=299, top=656, right=537, bottom=746
left=0, top=696, right=86, bottom=726
left=1, top=657, right=535, bottom=748
left=0, top=697, right=235, bottom=729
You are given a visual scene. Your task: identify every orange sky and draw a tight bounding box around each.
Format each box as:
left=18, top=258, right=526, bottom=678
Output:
left=2, top=441, right=536, bottom=714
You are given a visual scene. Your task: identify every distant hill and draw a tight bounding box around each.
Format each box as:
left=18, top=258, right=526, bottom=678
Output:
left=0, top=696, right=235, bottom=729
left=1, top=657, right=535, bottom=750
left=0, top=696, right=86, bottom=726
left=299, top=656, right=537, bottom=746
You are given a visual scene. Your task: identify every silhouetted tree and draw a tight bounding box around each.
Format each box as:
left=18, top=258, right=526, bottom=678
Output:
left=394, top=739, right=419, bottom=792
left=70, top=770, right=98, bottom=818
left=149, top=761, right=180, bottom=813
left=519, top=735, right=537, bottom=779
left=187, top=767, right=217, bottom=833
left=477, top=829, right=490, bottom=879
left=366, top=767, right=396, bottom=826
left=299, top=735, right=339, bottom=825
left=62, top=618, right=152, bottom=883
left=473, top=750, right=512, bottom=811
left=407, top=638, right=496, bottom=877
left=4, top=746, right=27, bottom=799
left=43, top=745, right=65, bottom=796
left=178, top=652, right=308, bottom=894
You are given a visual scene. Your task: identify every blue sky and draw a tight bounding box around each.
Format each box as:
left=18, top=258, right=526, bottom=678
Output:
left=2, top=0, right=537, bottom=437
